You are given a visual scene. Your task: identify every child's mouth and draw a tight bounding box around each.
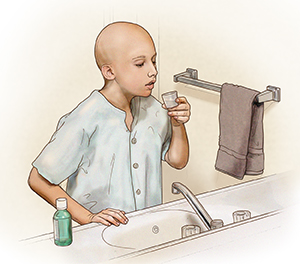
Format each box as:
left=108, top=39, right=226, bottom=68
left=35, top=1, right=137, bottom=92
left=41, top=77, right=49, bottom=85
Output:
left=146, top=80, right=156, bottom=89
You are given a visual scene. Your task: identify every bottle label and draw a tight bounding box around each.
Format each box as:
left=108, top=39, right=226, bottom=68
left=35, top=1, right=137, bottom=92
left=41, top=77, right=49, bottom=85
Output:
left=54, top=219, right=60, bottom=240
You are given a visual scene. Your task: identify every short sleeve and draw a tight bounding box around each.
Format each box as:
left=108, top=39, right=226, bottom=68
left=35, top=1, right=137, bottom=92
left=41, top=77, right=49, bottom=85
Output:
left=32, top=113, right=89, bottom=184
left=161, top=118, right=172, bottom=161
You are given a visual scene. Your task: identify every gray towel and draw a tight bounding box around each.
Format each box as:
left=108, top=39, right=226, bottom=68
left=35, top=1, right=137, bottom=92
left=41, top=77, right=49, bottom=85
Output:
left=215, top=83, right=264, bottom=179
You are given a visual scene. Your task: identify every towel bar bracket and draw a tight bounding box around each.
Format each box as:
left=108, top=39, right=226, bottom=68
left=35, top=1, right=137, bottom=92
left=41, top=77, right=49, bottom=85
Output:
left=173, top=68, right=281, bottom=103
left=186, top=68, right=198, bottom=79
left=174, top=68, right=199, bottom=82
left=258, top=86, right=281, bottom=103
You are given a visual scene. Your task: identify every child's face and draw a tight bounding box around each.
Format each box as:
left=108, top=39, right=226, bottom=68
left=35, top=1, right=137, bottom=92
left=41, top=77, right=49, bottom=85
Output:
left=112, top=35, right=158, bottom=98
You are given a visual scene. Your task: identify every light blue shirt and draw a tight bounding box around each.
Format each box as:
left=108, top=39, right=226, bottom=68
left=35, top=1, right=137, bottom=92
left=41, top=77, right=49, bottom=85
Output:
left=33, top=90, right=172, bottom=213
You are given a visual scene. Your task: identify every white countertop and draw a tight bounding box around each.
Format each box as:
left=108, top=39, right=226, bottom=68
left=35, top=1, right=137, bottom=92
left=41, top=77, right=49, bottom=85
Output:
left=20, top=172, right=299, bottom=264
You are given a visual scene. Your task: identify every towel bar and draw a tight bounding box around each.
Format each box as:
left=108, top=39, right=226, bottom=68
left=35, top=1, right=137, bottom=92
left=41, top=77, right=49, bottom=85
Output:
left=174, top=68, right=281, bottom=103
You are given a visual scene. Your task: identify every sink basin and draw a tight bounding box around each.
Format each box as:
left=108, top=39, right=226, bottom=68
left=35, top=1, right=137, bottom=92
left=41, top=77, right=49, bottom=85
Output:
left=101, top=204, right=259, bottom=251
left=101, top=209, right=207, bottom=250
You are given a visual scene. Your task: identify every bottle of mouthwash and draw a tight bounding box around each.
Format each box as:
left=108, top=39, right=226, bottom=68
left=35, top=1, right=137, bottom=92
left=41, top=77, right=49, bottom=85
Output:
left=53, top=198, right=72, bottom=246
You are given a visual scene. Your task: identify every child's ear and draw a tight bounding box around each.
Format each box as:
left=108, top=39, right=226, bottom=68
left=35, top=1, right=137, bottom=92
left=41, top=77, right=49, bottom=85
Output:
left=101, top=65, right=115, bottom=80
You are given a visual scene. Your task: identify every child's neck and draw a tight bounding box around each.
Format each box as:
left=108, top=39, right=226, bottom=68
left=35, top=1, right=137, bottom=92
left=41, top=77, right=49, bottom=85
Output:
left=100, top=83, right=134, bottom=131
left=100, top=83, right=133, bottom=113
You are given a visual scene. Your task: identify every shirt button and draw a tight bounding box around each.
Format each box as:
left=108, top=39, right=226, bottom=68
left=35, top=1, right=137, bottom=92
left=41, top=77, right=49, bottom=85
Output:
left=131, top=138, right=137, bottom=144
left=136, top=189, right=141, bottom=195
left=133, top=163, right=139, bottom=169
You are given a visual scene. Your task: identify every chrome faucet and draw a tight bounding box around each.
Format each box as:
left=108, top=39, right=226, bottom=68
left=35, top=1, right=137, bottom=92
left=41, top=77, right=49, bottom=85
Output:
left=172, top=182, right=213, bottom=230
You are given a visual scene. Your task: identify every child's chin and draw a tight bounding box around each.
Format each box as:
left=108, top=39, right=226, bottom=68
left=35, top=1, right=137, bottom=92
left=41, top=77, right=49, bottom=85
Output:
left=140, top=90, right=152, bottom=97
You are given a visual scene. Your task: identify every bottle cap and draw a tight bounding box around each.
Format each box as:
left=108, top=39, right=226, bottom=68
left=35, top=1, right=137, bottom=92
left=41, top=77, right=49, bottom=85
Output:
left=56, top=198, right=67, bottom=210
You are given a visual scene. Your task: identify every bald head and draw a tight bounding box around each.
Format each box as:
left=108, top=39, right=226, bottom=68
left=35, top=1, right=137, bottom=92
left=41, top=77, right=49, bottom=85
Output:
left=94, top=22, right=155, bottom=70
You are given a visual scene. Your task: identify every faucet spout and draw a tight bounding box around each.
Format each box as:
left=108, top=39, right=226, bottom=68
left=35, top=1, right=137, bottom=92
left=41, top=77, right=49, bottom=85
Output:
left=172, top=182, right=213, bottom=230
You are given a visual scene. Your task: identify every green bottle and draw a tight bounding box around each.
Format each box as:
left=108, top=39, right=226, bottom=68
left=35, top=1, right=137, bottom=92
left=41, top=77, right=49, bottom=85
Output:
left=53, top=198, right=72, bottom=246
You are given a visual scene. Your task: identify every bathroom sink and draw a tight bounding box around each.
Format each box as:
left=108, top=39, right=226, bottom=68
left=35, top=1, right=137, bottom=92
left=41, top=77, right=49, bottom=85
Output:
left=101, top=209, right=207, bottom=250
left=101, top=203, right=259, bottom=251
left=22, top=173, right=293, bottom=264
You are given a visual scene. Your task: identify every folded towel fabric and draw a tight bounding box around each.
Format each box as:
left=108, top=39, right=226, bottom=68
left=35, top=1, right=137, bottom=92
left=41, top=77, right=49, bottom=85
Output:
left=215, top=83, right=264, bottom=179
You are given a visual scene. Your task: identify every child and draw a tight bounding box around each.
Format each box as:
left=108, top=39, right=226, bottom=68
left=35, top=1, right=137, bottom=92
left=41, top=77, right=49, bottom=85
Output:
left=28, top=22, right=191, bottom=227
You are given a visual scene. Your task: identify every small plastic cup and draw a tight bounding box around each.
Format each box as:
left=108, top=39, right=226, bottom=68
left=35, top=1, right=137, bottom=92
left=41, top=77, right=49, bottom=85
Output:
left=162, top=91, right=178, bottom=109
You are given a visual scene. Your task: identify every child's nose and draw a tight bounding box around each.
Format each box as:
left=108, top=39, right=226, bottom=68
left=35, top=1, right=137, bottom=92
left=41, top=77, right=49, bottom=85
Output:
left=148, top=64, right=158, bottom=78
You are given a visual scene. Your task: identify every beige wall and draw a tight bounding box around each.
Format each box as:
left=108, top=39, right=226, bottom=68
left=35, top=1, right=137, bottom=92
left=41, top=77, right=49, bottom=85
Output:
left=1, top=0, right=299, bottom=255
left=159, top=1, right=300, bottom=202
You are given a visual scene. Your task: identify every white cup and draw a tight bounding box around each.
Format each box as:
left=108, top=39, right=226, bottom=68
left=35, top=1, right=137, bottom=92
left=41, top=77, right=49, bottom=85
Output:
left=162, top=91, right=178, bottom=108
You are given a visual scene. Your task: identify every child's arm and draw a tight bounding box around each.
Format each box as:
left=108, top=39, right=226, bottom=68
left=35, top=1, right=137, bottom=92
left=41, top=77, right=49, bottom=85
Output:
left=163, top=97, right=191, bottom=169
left=28, top=167, right=128, bottom=226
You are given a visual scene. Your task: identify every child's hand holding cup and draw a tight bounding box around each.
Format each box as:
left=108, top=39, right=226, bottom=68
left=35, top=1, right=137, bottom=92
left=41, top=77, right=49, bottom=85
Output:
left=162, top=90, right=191, bottom=125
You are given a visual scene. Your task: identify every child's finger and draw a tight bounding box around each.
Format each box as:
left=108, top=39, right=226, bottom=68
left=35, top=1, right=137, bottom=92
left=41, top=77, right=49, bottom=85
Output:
left=111, top=209, right=128, bottom=223
left=168, top=110, right=190, bottom=117
left=170, top=98, right=190, bottom=110
left=105, top=209, right=128, bottom=224
left=90, top=214, right=112, bottom=226
left=97, top=218, right=112, bottom=226
left=100, top=212, right=121, bottom=226
left=175, top=96, right=188, bottom=104
left=168, top=104, right=188, bottom=111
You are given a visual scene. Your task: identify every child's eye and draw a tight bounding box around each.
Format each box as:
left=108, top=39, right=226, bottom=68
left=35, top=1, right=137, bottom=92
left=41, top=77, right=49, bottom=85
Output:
left=135, top=62, right=145, bottom=67
left=152, top=60, right=156, bottom=66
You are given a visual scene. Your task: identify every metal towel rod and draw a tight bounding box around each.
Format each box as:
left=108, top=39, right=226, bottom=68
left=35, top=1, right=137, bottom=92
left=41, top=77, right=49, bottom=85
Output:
left=174, top=68, right=281, bottom=103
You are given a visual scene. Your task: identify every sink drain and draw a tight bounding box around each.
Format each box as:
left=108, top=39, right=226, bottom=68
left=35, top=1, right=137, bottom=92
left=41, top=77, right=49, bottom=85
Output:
left=152, top=225, right=159, bottom=234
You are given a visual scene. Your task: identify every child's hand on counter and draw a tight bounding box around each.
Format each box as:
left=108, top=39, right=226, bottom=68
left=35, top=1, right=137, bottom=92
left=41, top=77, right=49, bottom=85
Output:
left=90, top=208, right=128, bottom=227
